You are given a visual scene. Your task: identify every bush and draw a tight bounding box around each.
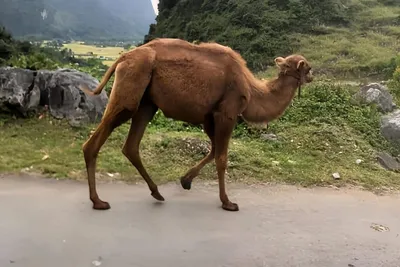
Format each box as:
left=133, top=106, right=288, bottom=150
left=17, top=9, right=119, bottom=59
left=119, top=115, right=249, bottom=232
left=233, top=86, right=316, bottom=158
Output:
left=7, top=52, right=59, bottom=70
left=272, top=83, right=386, bottom=148
left=0, top=26, right=88, bottom=70
left=388, top=54, right=400, bottom=102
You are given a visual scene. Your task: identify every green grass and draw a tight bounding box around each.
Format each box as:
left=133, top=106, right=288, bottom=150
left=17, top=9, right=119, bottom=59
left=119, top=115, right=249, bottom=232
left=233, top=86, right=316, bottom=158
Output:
left=295, top=31, right=398, bottom=78
left=1, top=82, right=399, bottom=191
left=258, top=2, right=400, bottom=81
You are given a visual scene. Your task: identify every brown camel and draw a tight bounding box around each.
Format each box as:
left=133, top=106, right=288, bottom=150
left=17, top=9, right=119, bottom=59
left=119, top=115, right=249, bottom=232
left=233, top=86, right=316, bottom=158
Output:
left=80, top=38, right=313, bottom=212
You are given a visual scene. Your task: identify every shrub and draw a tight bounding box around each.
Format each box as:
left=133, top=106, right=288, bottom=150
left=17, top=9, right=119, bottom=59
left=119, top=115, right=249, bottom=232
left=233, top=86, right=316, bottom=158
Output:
left=7, top=52, right=59, bottom=70
left=388, top=54, right=400, bottom=102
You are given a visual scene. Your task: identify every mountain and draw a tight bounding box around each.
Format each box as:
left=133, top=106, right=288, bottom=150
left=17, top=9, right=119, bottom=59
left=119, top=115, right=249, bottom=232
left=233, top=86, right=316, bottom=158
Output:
left=0, top=0, right=156, bottom=41
left=146, top=0, right=400, bottom=79
left=99, top=0, right=156, bottom=36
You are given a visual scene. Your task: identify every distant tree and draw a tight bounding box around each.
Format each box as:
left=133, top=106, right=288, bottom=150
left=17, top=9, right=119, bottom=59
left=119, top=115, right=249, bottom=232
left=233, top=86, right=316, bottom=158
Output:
left=0, top=26, right=16, bottom=62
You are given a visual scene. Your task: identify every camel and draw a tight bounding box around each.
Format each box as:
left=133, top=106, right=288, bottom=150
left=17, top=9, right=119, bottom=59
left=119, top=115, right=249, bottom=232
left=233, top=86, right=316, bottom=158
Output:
left=80, top=38, right=313, bottom=212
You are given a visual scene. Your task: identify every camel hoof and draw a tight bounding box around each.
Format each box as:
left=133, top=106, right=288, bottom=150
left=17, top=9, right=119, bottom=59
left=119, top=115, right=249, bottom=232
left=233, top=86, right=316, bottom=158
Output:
left=151, top=191, right=165, bottom=201
left=180, top=177, right=192, bottom=190
left=92, top=200, right=111, bottom=210
left=222, top=202, right=239, bottom=212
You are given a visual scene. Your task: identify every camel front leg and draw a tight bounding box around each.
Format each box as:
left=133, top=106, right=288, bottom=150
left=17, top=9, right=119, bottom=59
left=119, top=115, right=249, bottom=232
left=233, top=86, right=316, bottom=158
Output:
left=213, top=112, right=238, bottom=212
left=181, top=115, right=215, bottom=190
left=122, top=101, right=164, bottom=201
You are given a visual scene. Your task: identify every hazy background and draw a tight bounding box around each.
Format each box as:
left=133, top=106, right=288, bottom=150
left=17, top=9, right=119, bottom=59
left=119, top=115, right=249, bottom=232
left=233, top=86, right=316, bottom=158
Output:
left=0, top=0, right=157, bottom=41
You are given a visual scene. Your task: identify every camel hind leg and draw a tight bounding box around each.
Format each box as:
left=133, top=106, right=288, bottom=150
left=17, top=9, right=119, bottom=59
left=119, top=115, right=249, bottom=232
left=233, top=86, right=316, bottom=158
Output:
left=122, top=100, right=165, bottom=201
left=83, top=49, right=156, bottom=210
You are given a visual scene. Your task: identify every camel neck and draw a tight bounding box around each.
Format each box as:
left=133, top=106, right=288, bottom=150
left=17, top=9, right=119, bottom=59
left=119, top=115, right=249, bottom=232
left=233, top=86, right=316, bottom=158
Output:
left=241, top=74, right=300, bottom=124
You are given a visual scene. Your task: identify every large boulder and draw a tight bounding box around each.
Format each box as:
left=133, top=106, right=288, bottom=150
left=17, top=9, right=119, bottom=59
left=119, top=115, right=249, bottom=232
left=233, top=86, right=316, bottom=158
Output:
left=354, top=83, right=396, bottom=113
left=45, top=69, right=108, bottom=126
left=0, top=67, right=40, bottom=116
left=34, top=70, right=54, bottom=106
left=381, top=110, right=400, bottom=146
left=0, top=67, right=108, bottom=126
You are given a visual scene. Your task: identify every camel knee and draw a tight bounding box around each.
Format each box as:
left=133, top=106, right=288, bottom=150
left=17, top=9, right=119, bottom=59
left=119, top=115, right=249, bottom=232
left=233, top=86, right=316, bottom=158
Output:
left=82, top=142, right=96, bottom=163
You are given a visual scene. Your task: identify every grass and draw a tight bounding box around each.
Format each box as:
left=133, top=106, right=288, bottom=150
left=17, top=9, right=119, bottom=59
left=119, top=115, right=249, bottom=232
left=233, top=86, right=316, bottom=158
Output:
left=258, top=2, right=400, bottom=81
left=295, top=31, right=398, bottom=78
left=1, top=82, right=399, bottom=191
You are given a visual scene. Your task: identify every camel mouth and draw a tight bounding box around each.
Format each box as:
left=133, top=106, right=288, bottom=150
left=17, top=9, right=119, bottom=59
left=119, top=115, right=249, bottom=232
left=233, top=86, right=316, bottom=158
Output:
left=303, top=71, right=314, bottom=83
left=305, top=69, right=313, bottom=83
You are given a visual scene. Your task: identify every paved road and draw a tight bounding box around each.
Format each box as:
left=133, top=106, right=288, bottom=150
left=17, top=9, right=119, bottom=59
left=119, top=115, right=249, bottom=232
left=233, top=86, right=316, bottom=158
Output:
left=1, top=174, right=400, bottom=267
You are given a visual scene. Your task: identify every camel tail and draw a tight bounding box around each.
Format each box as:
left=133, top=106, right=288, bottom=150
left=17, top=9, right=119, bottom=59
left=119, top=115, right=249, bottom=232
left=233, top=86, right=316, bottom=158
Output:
left=80, top=58, right=120, bottom=96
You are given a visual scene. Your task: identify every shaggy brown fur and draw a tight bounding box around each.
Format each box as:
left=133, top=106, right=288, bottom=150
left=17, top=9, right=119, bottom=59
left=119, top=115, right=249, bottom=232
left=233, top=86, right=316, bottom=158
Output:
left=80, top=38, right=313, bottom=212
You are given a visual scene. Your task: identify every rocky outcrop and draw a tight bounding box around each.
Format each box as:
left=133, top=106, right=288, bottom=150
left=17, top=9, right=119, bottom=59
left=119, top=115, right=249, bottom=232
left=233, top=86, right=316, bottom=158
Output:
left=353, top=82, right=400, bottom=171
left=352, top=82, right=400, bottom=148
left=353, top=83, right=396, bottom=113
left=0, top=67, right=108, bottom=126
left=0, top=67, right=40, bottom=116
left=377, top=152, right=400, bottom=172
left=381, top=110, right=400, bottom=146
left=46, top=69, right=108, bottom=126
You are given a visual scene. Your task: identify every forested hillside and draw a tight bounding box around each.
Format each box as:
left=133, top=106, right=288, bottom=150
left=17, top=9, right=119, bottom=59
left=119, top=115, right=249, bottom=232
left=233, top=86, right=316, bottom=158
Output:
left=145, top=0, right=400, bottom=79
left=0, top=0, right=156, bottom=41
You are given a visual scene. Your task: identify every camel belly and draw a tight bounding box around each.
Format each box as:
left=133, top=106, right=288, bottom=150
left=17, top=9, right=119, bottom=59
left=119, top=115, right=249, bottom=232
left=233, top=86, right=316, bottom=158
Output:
left=146, top=58, right=227, bottom=124
left=148, top=76, right=224, bottom=124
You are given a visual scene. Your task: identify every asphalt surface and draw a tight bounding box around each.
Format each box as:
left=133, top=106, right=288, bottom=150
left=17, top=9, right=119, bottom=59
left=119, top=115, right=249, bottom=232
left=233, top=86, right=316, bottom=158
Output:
left=1, top=174, right=400, bottom=267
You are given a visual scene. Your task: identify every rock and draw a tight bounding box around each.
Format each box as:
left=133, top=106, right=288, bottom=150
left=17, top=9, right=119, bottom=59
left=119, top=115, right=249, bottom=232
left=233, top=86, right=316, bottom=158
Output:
left=356, top=159, right=362, bottom=164
left=370, top=223, right=390, bottom=232
left=377, top=152, right=400, bottom=171
left=92, top=260, right=101, bottom=267
left=0, top=67, right=108, bottom=126
left=260, top=133, right=278, bottom=141
left=332, top=172, right=341, bottom=180
left=354, top=83, right=396, bottom=113
left=272, top=161, right=280, bottom=166
left=0, top=67, right=40, bottom=116
left=381, top=110, right=400, bottom=145
left=176, top=137, right=211, bottom=156
left=46, top=68, right=108, bottom=126
left=34, top=70, right=54, bottom=106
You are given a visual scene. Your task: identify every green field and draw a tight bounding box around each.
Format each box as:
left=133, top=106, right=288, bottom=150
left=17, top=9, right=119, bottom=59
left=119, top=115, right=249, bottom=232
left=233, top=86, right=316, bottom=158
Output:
left=63, top=42, right=125, bottom=66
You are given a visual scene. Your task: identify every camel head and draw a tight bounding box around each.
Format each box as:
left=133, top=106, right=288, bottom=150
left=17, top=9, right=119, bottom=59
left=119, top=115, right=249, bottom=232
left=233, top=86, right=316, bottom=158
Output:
left=274, top=55, right=313, bottom=85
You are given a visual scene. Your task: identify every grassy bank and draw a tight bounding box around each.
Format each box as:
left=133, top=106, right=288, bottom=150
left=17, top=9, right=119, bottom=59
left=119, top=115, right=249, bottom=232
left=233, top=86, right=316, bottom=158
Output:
left=260, top=3, right=400, bottom=81
left=1, top=82, right=399, bottom=191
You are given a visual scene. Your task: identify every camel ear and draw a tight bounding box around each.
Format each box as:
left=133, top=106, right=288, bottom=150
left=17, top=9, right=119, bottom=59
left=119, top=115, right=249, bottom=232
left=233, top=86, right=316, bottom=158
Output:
left=274, top=57, right=286, bottom=68
left=297, top=60, right=305, bottom=70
